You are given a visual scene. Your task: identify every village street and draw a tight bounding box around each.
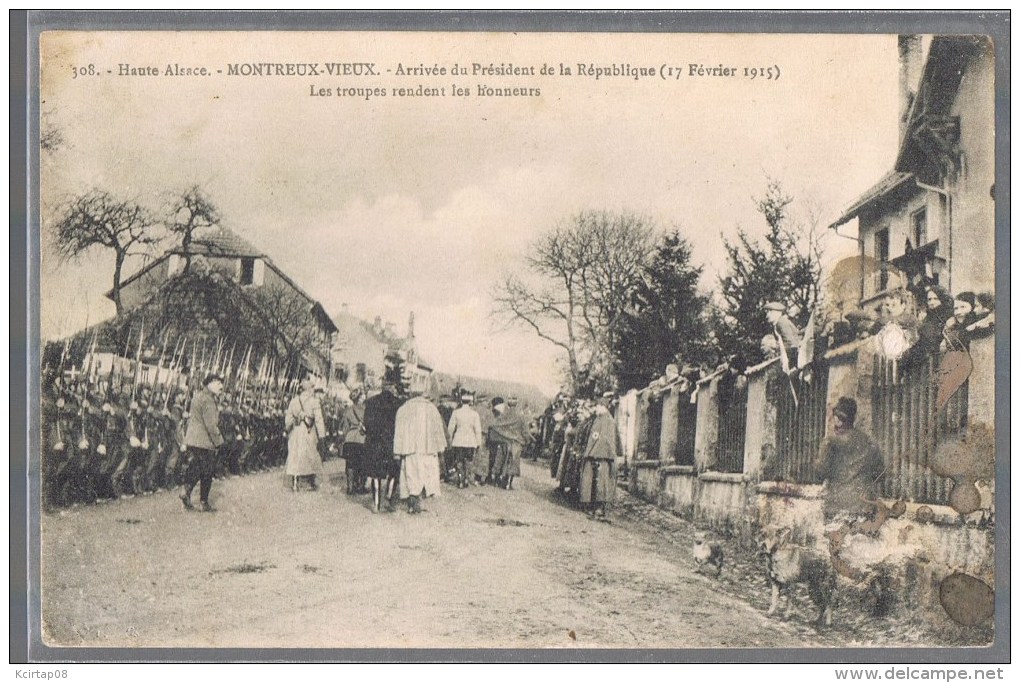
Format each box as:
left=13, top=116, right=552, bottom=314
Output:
left=40, top=458, right=831, bottom=651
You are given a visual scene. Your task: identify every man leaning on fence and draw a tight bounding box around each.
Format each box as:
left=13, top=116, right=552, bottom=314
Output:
left=764, top=301, right=801, bottom=369
left=813, top=396, right=886, bottom=527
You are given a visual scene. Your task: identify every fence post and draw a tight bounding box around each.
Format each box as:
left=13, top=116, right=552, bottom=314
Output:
left=743, top=361, right=778, bottom=480
left=659, top=384, right=680, bottom=463
left=967, top=334, right=994, bottom=429
left=634, top=390, right=650, bottom=460
left=618, top=390, right=639, bottom=466
left=694, top=375, right=719, bottom=471
left=853, top=344, right=878, bottom=431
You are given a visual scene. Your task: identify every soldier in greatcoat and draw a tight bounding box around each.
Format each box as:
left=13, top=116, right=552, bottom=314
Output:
left=285, top=377, right=326, bottom=492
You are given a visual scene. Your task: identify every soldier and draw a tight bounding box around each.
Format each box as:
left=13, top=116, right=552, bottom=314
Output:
left=111, top=394, right=149, bottom=497
left=136, top=396, right=164, bottom=493
left=557, top=402, right=591, bottom=501
left=218, top=400, right=240, bottom=477
left=341, top=388, right=368, bottom=495
left=76, top=387, right=105, bottom=504
left=95, top=392, right=127, bottom=501
left=165, top=399, right=189, bottom=489
left=144, top=396, right=175, bottom=492
left=42, top=380, right=71, bottom=509
left=446, top=390, right=482, bottom=489
left=234, top=400, right=254, bottom=475
left=245, top=403, right=269, bottom=473
left=269, top=399, right=288, bottom=469
left=489, top=396, right=530, bottom=491
left=53, top=389, right=86, bottom=507
left=285, top=378, right=326, bottom=492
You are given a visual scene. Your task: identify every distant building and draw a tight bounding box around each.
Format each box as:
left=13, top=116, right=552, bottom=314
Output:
left=330, top=308, right=389, bottom=390
left=830, top=35, right=994, bottom=308
left=331, top=309, right=432, bottom=395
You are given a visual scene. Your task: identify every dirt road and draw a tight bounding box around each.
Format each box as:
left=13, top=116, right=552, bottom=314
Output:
left=41, top=459, right=824, bottom=650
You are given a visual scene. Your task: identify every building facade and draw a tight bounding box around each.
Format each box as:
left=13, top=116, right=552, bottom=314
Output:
left=830, top=35, right=995, bottom=308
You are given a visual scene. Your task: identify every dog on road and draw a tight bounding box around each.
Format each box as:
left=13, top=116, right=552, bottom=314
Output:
left=760, top=527, right=835, bottom=627
left=692, top=531, right=724, bottom=577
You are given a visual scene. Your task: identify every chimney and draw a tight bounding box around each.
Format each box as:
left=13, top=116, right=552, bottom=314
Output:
left=898, top=35, right=923, bottom=140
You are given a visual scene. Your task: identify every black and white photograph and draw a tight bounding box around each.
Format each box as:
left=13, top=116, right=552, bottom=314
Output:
left=23, top=13, right=1006, bottom=660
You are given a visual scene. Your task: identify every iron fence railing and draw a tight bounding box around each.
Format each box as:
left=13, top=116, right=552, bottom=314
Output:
left=715, top=377, right=747, bottom=474
left=872, top=353, right=966, bottom=505
left=675, top=396, right=697, bottom=466
left=771, top=367, right=829, bottom=483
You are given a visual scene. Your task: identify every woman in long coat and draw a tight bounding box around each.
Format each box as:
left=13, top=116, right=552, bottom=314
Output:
left=489, top=399, right=529, bottom=490
left=579, top=398, right=622, bottom=518
left=285, top=378, right=325, bottom=491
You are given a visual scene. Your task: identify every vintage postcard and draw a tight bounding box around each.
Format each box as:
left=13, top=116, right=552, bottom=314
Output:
left=29, top=15, right=1005, bottom=659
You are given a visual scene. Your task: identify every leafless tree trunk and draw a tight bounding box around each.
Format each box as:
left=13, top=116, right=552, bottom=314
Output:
left=492, top=210, right=656, bottom=393
left=51, top=189, right=162, bottom=315
left=166, top=186, right=221, bottom=273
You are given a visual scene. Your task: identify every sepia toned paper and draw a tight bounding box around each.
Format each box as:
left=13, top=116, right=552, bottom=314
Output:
left=32, top=21, right=1003, bottom=658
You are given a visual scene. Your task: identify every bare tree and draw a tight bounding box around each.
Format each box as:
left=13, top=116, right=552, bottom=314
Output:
left=51, top=190, right=162, bottom=314
left=249, top=283, right=331, bottom=375
left=492, top=210, right=657, bottom=393
left=167, top=186, right=221, bottom=273
left=578, top=211, right=657, bottom=382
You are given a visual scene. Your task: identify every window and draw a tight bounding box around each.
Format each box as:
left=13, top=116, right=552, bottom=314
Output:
left=911, top=207, right=927, bottom=248
left=239, top=257, right=255, bottom=285
left=875, top=228, right=890, bottom=291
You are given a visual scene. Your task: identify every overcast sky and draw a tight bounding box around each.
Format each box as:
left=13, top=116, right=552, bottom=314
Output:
left=39, top=31, right=902, bottom=396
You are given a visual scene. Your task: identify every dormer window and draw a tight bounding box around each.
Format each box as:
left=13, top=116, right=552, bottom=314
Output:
left=240, top=257, right=256, bottom=285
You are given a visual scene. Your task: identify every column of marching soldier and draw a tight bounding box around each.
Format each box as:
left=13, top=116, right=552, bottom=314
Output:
left=40, top=349, right=348, bottom=511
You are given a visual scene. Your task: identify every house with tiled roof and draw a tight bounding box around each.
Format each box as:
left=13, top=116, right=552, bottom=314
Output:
left=107, top=226, right=337, bottom=377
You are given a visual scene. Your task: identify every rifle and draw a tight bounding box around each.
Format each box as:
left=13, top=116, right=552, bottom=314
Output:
left=130, top=321, right=145, bottom=403
left=236, top=344, right=253, bottom=407
left=212, top=336, right=224, bottom=377
left=223, top=343, right=236, bottom=389
left=82, top=329, right=99, bottom=385
left=163, top=335, right=187, bottom=412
